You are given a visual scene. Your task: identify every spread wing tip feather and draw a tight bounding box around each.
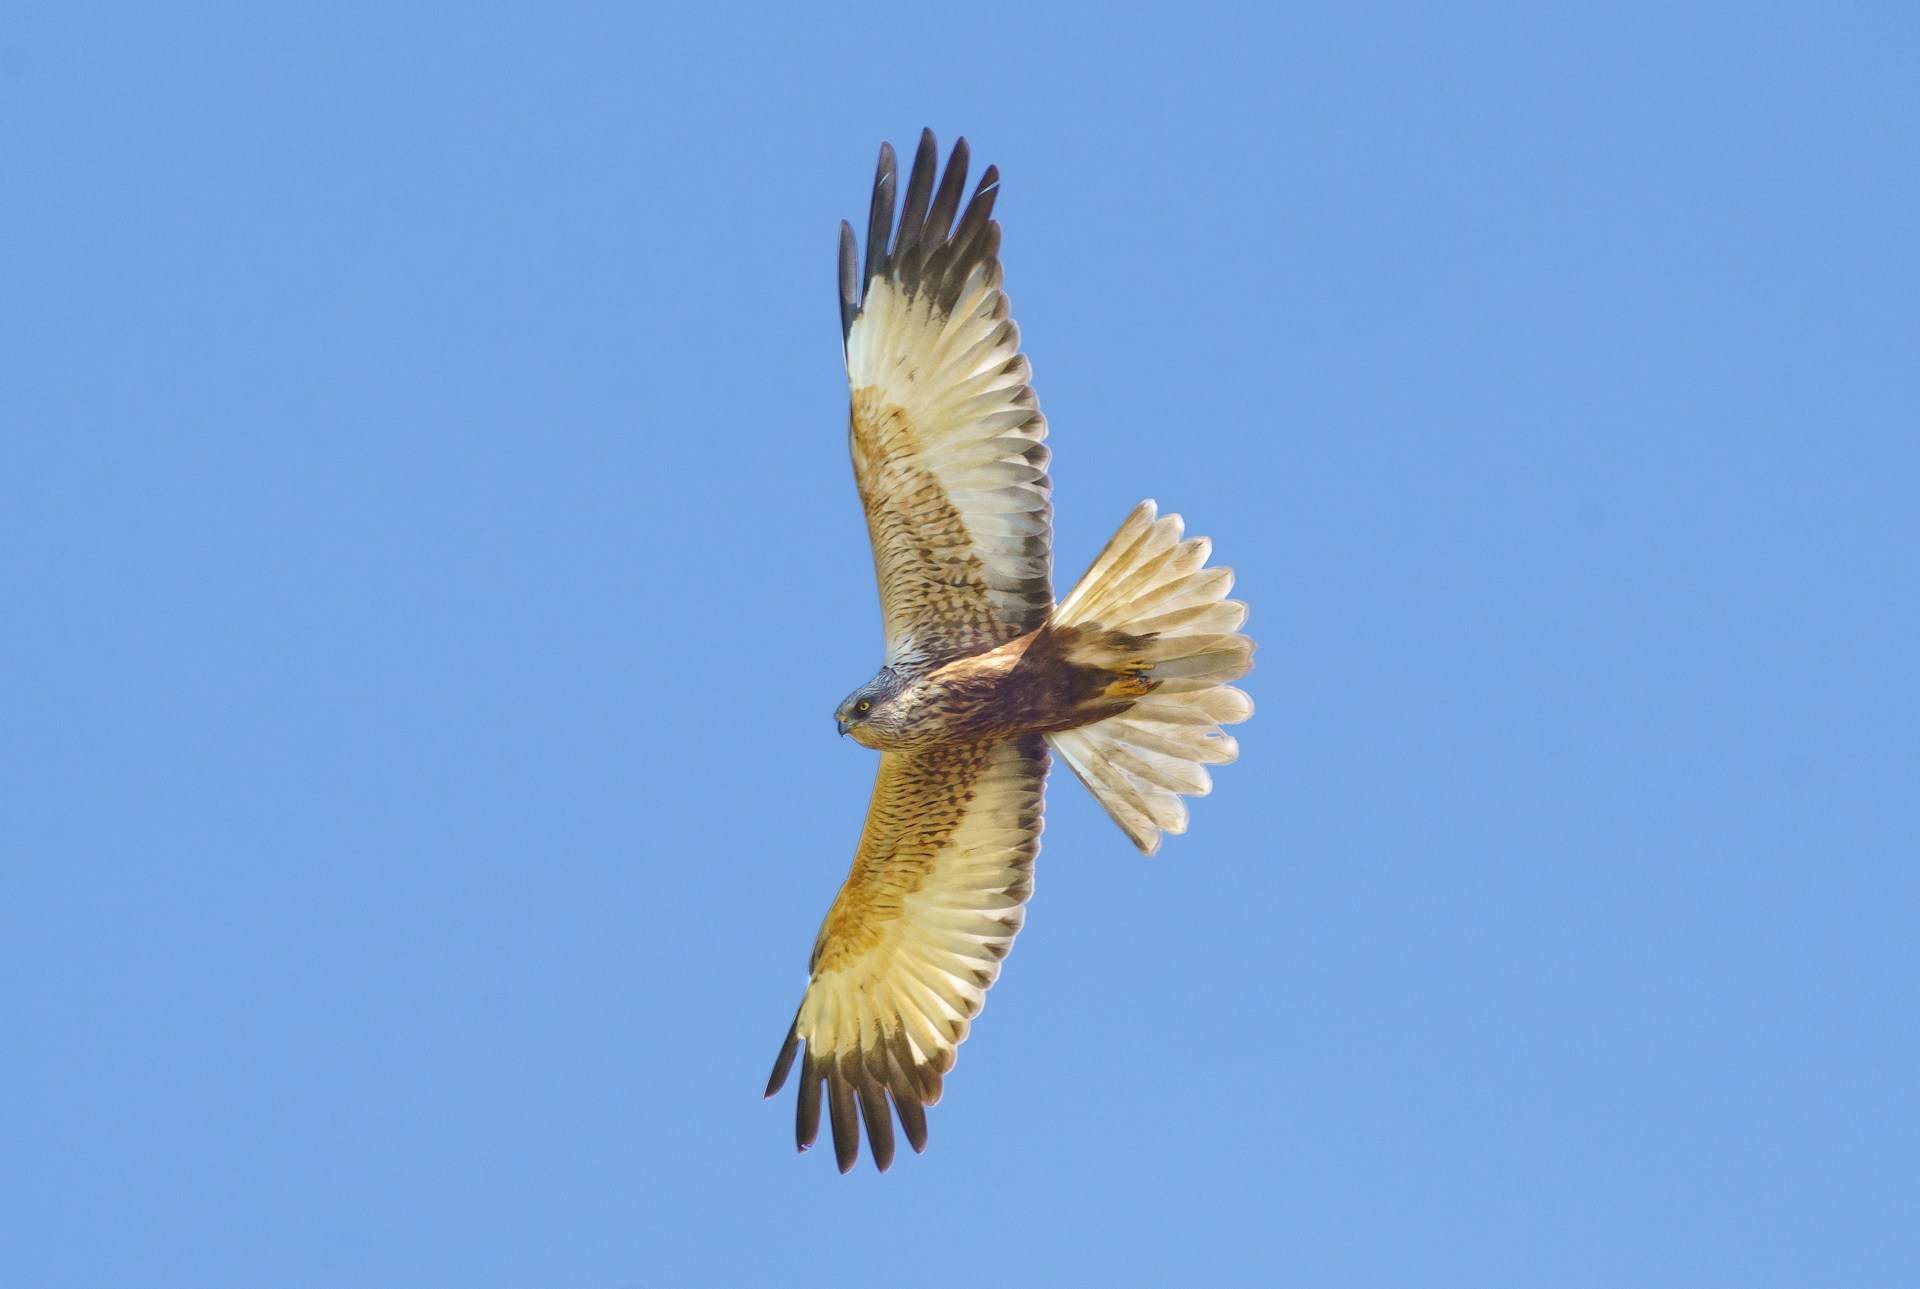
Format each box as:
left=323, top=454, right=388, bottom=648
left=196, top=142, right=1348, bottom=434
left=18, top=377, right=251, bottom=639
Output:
left=828, top=1070, right=859, bottom=1172
left=837, top=222, right=858, bottom=340
left=842, top=130, right=1004, bottom=329
left=795, top=1049, right=821, bottom=1152
left=764, top=1017, right=800, bottom=1098
left=862, top=141, right=897, bottom=307
left=772, top=1034, right=936, bottom=1173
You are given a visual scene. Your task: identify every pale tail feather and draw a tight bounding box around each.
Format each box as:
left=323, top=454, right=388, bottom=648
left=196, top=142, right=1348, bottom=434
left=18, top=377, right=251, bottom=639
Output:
left=1046, top=501, right=1254, bottom=854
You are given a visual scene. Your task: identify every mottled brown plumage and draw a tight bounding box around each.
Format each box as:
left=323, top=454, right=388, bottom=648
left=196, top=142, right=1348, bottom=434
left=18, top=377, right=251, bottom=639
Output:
left=766, top=131, right=1255, bottom=1173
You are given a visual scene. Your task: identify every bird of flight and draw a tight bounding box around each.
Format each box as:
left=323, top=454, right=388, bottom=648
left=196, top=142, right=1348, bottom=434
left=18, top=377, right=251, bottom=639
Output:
left=765, top=131, right=1254, bottom=1172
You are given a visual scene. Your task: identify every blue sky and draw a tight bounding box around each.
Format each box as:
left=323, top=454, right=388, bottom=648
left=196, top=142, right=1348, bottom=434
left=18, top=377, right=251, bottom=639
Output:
left=3, top=2, right=1915, bottom=1286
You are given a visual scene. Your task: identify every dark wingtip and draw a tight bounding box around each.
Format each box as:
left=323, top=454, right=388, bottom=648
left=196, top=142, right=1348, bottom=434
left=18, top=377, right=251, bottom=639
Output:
left=965, top=167, right=1002, bottom=238
left=765, top=1023, right=801, bottom=1099
left=922, top=137, right=969, bottom=249
left=862, top=142, right=898, bottom=304
left=892, top=128, right=939, bottom=273
left=828, top=1069, right=860, bottom=1173
left=894, top=1095, right=929, bottom=1154
left=837, top=221, right=858, bottom=340
left=858, top=1078, right=896, bottom=1173
left=795, top=1049, right=821, bottom=1152
left=941, top=163, right=1001, bottom=283
left=845, top=131, right=1008, bottom=334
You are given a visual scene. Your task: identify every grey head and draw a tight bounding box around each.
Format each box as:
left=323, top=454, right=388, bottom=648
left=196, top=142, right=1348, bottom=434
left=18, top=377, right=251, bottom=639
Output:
left=835, top=667, right=909, bottom=742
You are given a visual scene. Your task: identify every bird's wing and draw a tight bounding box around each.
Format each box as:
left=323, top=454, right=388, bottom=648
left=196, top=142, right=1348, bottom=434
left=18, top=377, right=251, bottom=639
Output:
left=841, top=131, right=1054, bottom=669
left=765, top=734, right=1048, bottom=1172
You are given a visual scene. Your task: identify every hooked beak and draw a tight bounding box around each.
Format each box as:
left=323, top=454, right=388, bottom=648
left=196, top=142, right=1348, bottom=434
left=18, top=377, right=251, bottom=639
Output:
left=836, top=715, right=851, bottom=737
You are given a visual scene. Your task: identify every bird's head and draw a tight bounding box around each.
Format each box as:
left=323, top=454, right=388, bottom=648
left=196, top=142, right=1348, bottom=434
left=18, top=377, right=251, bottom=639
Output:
left=835, top=669, right=907, bottom=747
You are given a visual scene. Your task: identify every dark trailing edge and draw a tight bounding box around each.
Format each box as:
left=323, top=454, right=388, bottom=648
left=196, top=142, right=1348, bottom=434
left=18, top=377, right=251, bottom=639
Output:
left=837, top=129, right=1003, bottom=346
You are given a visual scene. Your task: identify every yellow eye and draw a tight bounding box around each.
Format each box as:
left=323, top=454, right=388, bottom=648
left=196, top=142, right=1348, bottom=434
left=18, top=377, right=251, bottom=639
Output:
left=856, top=700, right=871, bottom=713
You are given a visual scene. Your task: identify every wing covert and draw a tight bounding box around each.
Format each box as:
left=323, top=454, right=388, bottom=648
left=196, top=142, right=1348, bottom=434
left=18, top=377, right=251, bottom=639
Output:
left=841, top=131, right=1054, bottom=669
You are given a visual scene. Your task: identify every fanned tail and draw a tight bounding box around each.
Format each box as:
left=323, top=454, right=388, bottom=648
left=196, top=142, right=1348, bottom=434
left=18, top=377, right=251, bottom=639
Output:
left=1045, top=501, right=1254, bottom=854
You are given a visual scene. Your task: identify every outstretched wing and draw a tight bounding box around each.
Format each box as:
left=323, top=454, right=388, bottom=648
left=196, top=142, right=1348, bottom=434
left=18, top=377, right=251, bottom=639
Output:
left=765, top=735, right=1048, bottom=1172
left=842, top=131, right=1054, bottom=670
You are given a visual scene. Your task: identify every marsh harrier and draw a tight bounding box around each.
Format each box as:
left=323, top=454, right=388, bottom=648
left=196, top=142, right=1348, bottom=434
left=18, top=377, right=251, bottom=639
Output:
left=765, top=132, right=1254, bottom=1172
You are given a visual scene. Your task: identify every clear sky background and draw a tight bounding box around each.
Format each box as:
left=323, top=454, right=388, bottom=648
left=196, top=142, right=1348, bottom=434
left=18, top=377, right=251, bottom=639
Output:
left=3, top=3, right=1915, bottom=1286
